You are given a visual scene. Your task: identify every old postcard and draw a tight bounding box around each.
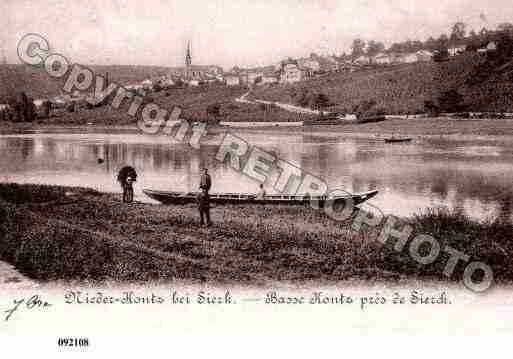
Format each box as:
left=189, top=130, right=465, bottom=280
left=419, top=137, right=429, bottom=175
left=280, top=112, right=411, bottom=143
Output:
left=1, top=0, right=513, bottom=356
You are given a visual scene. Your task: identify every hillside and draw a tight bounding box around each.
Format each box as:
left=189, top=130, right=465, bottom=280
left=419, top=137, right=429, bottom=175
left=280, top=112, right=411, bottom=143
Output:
left=0, top=83, right=311, bottom=126
left=0, top=64, right=172, bottom=103
left=252, top=53, right=513, bottom=114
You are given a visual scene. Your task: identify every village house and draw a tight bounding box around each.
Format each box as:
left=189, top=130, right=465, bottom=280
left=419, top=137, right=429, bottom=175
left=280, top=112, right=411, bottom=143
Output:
left=487, top=41, right=498, bottom=51
left=297, top=58, right=321, bottom=72
left=280, top=63, right=303, bottom=83
left=478, top=41, right=498, bottom=54
left=141, top=79, right=153, bottom=90
left=260, top=73, right=279, bottom=85
left=374, top=53, right=392, bottom=65
left=225, top=74, right=241, bottom=86
left=397, top=53, right=418, bottom=64
left=246, top=71, right=264, bottom=85
left=448, top=45, right=466, bottom=57
left=339, top=61, right=359, bottom=72
left=416, top=50, right=434, bottom=62
left=324, top=56, right=341, bottom=72
left=353, top=55, right=371, bottom=65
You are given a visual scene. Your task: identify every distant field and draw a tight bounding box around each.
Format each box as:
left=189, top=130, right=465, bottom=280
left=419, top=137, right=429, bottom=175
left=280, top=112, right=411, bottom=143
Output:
left=0, top=64, right=172, bottom=103
left=252, top=53, right=513, bottom=114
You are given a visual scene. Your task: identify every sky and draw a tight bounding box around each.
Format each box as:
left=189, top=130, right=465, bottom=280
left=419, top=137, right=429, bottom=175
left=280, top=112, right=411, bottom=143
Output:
left=1, top=0, right=513, bottom=69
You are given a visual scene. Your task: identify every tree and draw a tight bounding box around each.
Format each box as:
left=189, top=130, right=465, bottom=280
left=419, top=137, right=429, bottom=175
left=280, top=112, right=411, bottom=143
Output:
left=353, top=99, right=377, bottom=120
left=153, top=81, right=163, bottom=92
left=366, top=40, right=385, bottom=58
left=412, top=40, right=424, bottom=52
left=296, top=88, right=310, bottom=107
left=9, top=92, right=37, bottom=122
left=433, top=35, right=449, bottom=62
left=42, top=100, right=52, bottom=118
left=206, top=103, right=222, bottom=124
left=498, top=23, right=513, bottom=34
left=424, top=100, right=440, bottom=117
left=310, top=93, right=330, bottom=110
left=450, top=22, right=466, bottom=42
left=496, top=32, right=513, bottom=59
left=206, top=103, right=221, bottom=117
left=174, top=78, right=184, bottom=88
left=424, top=37, right=438, bottom=52
left=351, top=38, right=366, bottom=59
left=438, top=89, right=465, bottom=112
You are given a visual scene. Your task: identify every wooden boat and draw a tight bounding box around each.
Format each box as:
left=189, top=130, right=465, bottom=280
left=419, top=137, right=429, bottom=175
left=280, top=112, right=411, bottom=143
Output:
left=303, top=115, right=343, bottom=126
left=384, top=138, right=412, bottom=143
left=143, top=189, right=378, bottom=207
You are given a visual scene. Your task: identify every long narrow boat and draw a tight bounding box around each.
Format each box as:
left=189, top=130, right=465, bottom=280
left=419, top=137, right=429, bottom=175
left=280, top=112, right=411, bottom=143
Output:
left=143, top=189, right=378, bottom=207
left=384, top=138, right=412, bottom=143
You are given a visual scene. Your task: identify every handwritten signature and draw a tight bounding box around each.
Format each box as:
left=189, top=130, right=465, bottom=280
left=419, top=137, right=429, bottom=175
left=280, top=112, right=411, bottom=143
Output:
left=4, top=295, right=52, bottom=321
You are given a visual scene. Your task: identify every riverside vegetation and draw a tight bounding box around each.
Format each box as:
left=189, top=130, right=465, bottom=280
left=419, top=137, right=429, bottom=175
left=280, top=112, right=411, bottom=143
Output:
left=0, top=183, right=511, bottom=285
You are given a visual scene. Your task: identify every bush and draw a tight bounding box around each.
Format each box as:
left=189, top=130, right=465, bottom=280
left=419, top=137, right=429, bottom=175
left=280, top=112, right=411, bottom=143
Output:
left=438, top=89, right=466, bottom=112
left=206, top=103, right=221, bottom=117
left=353, top=99, right=377, bottom=119
left=424, top=100, right=440, bottom=116
left=5, top=92, right=37, bottom=122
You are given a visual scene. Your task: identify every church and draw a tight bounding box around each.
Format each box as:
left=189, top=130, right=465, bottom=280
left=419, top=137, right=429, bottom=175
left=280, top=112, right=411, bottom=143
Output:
left=169, top=41, right=223, bottom=83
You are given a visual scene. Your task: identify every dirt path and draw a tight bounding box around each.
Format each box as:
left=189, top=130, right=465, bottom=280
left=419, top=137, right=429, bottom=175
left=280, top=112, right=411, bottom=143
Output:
left=236, top=91, right=324, bottom=115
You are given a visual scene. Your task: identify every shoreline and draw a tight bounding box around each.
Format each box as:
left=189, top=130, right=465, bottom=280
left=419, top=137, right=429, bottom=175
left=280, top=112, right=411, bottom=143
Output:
left=2, top=117, right=513, bottom=142
left=1, top=183, right=511, bottom=286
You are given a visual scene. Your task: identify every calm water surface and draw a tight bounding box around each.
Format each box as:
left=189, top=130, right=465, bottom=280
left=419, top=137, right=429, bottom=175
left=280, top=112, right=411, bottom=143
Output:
left=1, top=127, right=512, bottom=221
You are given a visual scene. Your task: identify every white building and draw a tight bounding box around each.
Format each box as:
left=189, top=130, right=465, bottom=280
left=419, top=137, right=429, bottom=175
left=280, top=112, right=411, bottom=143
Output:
left=225, top=74, right=240, bottom=86
left=298, top=58, right=320, bottom=72
left=261, top=74, right=279, bottom=84
left=448, top=45, right=466, bottom=57
left=354, top=55, right=371, bottom=65
left=280, top=63, right=303, bottom=83
left=247, top=71, right=264, bottom=85
left=374, top=53, right=392, bottom=65
left=416, top=50, right=434, bottom=62
left=398, top=53, right=418, bottom=63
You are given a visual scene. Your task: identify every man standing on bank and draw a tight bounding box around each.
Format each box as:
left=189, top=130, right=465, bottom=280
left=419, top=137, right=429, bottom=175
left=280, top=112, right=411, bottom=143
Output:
left=197, top=168, right=212, bottom=226
left=197, top=188, right=212, bottom=227
left=200, top=168, right=212, bottom=193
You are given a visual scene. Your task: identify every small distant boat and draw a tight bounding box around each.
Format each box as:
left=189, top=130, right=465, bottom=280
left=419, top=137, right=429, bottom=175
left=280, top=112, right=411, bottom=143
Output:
left=384, top=138, right=412, bottom=143
left=143, top=189, right=378, bottom=207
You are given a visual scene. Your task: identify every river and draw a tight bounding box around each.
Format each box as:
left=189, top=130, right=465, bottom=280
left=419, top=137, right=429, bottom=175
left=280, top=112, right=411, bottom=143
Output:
left=1, top=126, right=512, bottom=221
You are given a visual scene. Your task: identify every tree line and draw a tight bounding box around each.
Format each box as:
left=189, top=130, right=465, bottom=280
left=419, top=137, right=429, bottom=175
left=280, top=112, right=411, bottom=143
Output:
left=344, top=21, right=513, bottom=60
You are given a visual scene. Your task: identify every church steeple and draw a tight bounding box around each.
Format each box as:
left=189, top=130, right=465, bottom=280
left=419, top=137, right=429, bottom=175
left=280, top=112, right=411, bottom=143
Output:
left=185, top=41, right=192, bottom=67
left=1, top=47, right=6, bottom=65
left=185, top=41, right=192, bottom=79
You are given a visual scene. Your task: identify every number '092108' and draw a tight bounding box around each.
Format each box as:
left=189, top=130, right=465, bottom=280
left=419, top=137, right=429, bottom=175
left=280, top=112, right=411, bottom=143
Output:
left=57, top=338, right=89, bottom=347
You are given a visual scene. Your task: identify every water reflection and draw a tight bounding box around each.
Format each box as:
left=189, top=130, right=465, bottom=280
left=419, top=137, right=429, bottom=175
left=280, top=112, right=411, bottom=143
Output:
left=0, top=130, right=512, bottom=221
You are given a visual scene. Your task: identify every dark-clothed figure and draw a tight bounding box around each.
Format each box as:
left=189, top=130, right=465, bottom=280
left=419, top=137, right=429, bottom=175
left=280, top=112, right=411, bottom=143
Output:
left=123, top=177, right=134, bottom=203
left=255, top=184, right=266, bottom=200
left=200, top=168, right=212, bottom=192
left=117, top=166, right=137, bottom=203
left=197, top=188, right=211, bottom=226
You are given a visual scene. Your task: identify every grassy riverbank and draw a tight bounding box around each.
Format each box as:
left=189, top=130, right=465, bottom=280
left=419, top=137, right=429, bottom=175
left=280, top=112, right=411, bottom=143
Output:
left=230, top=117, right=513, bottom=139
left=0, top=183, right=511, bottom=286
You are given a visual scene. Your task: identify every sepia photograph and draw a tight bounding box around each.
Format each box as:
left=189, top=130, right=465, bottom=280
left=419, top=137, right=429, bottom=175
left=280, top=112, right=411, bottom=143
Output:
left=1, top=0, right=513, bottom=356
